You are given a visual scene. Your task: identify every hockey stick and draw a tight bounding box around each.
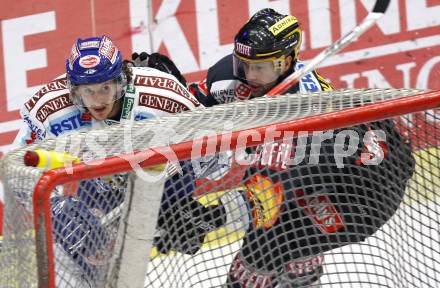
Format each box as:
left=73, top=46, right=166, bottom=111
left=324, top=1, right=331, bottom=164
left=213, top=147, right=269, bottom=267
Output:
left=266, top=0, right=391, bottom=96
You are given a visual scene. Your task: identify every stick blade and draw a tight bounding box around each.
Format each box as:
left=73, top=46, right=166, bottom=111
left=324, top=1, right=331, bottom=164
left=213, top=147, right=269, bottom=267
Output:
left=372, top=0, right=391, bottom=13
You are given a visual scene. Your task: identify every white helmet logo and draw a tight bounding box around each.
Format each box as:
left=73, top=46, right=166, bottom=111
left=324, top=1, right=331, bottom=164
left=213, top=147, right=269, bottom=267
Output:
left=79, top=55, right=100, bottom=68
left=84, top=69, right=97, bottom=74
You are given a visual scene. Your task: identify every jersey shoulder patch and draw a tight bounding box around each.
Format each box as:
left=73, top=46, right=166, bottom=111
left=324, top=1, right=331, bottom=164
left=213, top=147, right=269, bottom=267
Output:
left=132, top=68, right=201, bottom=108
left=24, top=76, right=68, bottom=112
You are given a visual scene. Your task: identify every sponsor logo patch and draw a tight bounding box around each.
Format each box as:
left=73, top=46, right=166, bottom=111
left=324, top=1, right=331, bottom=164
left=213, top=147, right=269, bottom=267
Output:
left=211, top=88, right=235, bottom=103
left=126, top=84, right=135, bottom=94
left=79, top=40, right=100, bottom=50
left=138, top=92, right=190, bottom=114
left=253, top=141, right=294, bottom=171
left=104, top=119, right=119, bottom=126
left=79, top=55, right=100, bottom=68
left=99, top=36, right=118, bottom=64
left=35, top=94, right=73, bottom=123
left=284, top=254, right=324, bottom=277
left=235, top=83, right=251, bottom=100
left=210, top=80, right=237, bottom=103
left=49, top=110, right=91, bottom=136
left=23, top=115, right=46, bottom=141
left=229, top=254, right=273, bottom=287
left=25, top=78, right=68, bottom=112
left=134, top=75, right=200, bottom=107
left=84, top=69, right=97, bottom=74
left=295, top=189, right=344, bottom=234
left=69, top=44, right=80, bottom=69
left=134, top=111, right=155, bottom=121
left=268, top=15, right=297, bottom=36
left=296, top=62, right=320, bottom=92
left=235, top=42, right=252, bottom=57
left=121, top=96, right=134, bottom=120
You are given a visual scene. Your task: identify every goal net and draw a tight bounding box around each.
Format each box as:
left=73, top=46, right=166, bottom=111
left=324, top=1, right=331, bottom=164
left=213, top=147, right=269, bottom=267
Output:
left=0, top=88, right=439, bottom=287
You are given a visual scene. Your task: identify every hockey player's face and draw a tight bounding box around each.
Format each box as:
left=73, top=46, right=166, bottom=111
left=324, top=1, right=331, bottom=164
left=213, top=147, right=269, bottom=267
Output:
left=243, top=61, right=280, bottom=97
left=77, top=80, right=119, bottom=120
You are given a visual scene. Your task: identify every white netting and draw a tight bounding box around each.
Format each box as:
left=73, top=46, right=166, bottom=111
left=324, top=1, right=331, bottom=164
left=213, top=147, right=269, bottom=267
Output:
left=0, top=88, right=439, bottom=287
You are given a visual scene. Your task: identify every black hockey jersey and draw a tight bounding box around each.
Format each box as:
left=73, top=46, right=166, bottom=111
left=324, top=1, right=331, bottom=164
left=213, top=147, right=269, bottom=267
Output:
left=239, top=119, right=415, bottom=272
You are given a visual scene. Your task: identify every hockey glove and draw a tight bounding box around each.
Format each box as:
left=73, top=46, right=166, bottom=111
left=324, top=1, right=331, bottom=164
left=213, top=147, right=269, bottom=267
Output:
left=154, top=194, right=227, bottom=255
left=132, top=52, right=187, bottom=86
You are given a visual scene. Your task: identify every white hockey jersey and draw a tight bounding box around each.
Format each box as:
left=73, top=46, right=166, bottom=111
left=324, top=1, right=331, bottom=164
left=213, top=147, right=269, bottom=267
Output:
left=14, top=67, right=201, bottom=146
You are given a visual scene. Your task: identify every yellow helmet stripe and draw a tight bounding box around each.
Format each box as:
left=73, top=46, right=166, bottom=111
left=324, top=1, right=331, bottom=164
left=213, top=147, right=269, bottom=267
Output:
left=234, top=53, right=285, bottom=63
left=283, top=27, right=300, bottom=39
left=256, top=50, right=282, bottom=57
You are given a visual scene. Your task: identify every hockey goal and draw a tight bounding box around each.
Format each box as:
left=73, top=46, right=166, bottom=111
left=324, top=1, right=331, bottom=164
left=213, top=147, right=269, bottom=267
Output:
left=0, top=88, right=439, bottom=288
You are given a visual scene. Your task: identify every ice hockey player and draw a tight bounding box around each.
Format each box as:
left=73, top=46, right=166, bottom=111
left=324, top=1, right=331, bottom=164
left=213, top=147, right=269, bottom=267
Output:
left=15, top=35, right=199, bottom=145
left=135, top=8, right=416, bottom=287
left=14, top=35, right=202, bottom=287
left=188, top=8, right=332, bottom=106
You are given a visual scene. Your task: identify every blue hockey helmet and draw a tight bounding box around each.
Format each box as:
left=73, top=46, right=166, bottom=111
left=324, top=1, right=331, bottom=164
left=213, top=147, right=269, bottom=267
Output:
left=66, top=35, right=127, bottom=108
left=66, top=35, right=123, bottom=85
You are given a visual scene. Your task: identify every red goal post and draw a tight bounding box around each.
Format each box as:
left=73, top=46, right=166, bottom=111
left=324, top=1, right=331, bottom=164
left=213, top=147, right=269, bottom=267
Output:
left=1, top=88, right=439, bottom=287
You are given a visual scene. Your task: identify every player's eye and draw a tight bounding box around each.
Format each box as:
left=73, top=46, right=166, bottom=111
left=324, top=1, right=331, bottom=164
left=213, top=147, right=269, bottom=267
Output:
left=101, top=85, right=112, bottom=94
left=81, top=88, right=95, bottom=97
left=254, top=63, right=268, bottom=70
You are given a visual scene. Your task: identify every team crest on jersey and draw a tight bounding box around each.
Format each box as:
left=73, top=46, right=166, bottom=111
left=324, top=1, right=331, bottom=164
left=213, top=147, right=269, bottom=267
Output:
left=295, top=189, right=344, bottom=234
left=235, top=83, right=251, bottom=100
left=79, top=55, right=100, bottom=68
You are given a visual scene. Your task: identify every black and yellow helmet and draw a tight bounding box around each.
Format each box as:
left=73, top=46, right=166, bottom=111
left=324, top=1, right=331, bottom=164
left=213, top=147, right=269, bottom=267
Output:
left=234, top=8, right=302, bottom=63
